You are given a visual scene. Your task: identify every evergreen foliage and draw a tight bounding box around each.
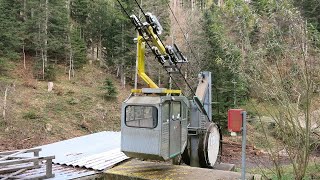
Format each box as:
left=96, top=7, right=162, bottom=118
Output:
left=71, top=29, right=87, bottom=69
left=47, top=0, right=69, bottom=60
left=44, top=65, right=56, bottom=81
left=0, top=0, right=22, bottom=59
left=203, top=2, right=249, bottom=123
left=295, top=0, right=320, bottom=32
left=0, top=0, right=144, bottom=79
left=101, top=78, right=118, bottom=100
left=0, top=58, right=8, bottom=75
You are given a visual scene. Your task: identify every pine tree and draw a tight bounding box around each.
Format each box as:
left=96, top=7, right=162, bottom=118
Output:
left=0, top=0, right=22, bottom=59
left=101, top=78, right=118, bottom=100
left=71, top=29, right=87, bottom=69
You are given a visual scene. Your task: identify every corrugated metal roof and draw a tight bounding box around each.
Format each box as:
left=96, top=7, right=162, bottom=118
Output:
left=2, top=164, right=98, bottom=179
left=37, top=131, right=129, bottom=171
left=61, top=148, right=128, bottom=170
left=126, top=96, right=161, bottom=104
left=4, top=131, right=128, bottom=179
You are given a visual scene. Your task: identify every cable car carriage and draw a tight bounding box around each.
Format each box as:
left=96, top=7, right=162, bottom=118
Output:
left=121, top=95, right=189, bottom=160
left=119, top=11, right=221, bottom=168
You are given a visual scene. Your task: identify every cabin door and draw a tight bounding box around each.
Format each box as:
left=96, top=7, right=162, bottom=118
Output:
left=169, top=101, right=181, bottom=157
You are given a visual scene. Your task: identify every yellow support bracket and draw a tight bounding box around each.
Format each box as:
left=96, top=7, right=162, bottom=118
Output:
left=131, top=89, right=181, bottom=94
left=133, top=32, right=182, bottom=95
left=136, top=36, right=159, bottom=89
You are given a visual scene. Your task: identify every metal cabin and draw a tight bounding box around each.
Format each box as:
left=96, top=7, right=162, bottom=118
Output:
left=121, top=96, right=189, bottom=160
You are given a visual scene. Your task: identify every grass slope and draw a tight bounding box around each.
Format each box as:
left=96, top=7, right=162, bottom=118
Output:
left=0, top=60, right=131, bottom=151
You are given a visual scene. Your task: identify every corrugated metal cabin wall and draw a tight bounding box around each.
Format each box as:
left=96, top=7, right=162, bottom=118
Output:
left=160, top=100, right=170, bottom=160
left=181, top=101, right=188, bottom=152
left=159, top=96, right=189, bottom=159
left=121, top=97, right=161, bottom=158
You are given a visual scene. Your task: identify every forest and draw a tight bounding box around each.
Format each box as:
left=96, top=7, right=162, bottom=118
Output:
left=0, top=0, right=320, bottom=179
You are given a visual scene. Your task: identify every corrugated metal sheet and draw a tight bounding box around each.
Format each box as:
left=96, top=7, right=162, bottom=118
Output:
left=36, top=131, right=129, bottom=171
left=4, top=131, right=127, bottom=179
left=2, top=164, right=98, bottom=179
left=61, top=148, right=128, bottom=170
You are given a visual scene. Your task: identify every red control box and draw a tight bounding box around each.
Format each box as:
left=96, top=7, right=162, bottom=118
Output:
left=228, top=109, right=243, bottom=132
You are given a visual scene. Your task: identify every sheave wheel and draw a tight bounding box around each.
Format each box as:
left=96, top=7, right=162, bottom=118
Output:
left=198, top=122, right=221, bottom=168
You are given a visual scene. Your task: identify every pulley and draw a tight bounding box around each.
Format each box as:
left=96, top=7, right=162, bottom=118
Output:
left=198, top=122, right=222, bottom=168
left=182, top=122, right=222, bottom=168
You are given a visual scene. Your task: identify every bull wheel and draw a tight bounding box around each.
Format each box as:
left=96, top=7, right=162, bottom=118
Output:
left=182, top=122, right=222, bottom=167
left=198, top=122, right=222, bottom=168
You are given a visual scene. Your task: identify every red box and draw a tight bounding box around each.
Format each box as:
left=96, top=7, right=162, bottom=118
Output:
left=228, top=109, right=243, bottom=132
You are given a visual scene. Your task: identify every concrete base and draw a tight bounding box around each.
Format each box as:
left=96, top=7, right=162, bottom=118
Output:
left=213, top=163, right=236, bottom=171
left=105, top=160, right=255, bottom=180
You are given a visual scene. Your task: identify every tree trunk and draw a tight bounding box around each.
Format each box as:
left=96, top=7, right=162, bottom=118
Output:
left=22, top=0, right=27, bottom=70
left=42, top=48, right=45, bottom=79
left=68, top=49, right=72, bottom=80
left=191, top=0, right=194, bottom=10
left=2, top=87, right=8, bottom=122
left=66, top=0, right=74, bottom=80
left=98, top=35, right=103, bottom=66
left=44, top=0, right=48, bottom=68
left=23, top=45, right=26, bottom=69
left=120, top=64, right=125, bottom=88
left=91, top=46, right=94, bottom=62
left=23, top=0, right=27, bottom=21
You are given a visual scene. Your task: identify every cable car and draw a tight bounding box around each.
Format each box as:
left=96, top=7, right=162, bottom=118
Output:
left=119, top=11, right=221, bottom=168
left=121, top=96, right=189, bottom=160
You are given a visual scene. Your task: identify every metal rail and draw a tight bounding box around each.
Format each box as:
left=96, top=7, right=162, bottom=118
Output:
left=0, top=148, right=55, bottom=179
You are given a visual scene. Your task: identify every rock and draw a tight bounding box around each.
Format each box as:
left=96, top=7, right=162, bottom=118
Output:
left=278, top=149, right=289, bottom=156
left=46, top=123, right=52, bottom=132
left=48, top=82, right=54, bottom=92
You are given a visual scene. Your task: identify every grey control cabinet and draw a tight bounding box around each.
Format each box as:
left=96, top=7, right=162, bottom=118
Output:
left=121, top=96, right=189, bottom=160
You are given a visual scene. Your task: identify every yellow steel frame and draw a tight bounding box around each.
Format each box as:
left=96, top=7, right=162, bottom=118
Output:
left=132, top=30, right=181, bottom=95
left=136, top=35, right=158, bottom=88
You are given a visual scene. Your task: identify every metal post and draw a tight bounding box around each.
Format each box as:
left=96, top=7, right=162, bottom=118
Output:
left=241, top=111, right=247, bottom=180
left=46, top=159, right=53, bottom=178
left=34, top=150, right=39, bottom=167
left=231, top=79, right=237, bottom=108
left=134, top=0, right=143, bottom=95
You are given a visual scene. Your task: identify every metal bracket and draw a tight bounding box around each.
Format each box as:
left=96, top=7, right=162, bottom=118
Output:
left=131, top=88, right=181, bottom=94
left=187, top=126, right=206, bottom=136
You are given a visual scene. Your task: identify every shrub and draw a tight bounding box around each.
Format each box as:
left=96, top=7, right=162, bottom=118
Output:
left=101, top=78, right=117, bottom=100
left=0, top=58, right=8, bottom=75
left=23, top=111, right=40, bottom=119
left=44, top=65, right=57, bottom=81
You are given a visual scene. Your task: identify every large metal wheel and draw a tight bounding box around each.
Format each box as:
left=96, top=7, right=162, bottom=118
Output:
left=198, top=122, right=222, bottom=168
left=182, top=122, right=222, bottom=168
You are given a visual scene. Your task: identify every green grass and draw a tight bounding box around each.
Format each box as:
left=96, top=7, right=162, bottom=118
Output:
left=22, top=110, right=40, bottom=119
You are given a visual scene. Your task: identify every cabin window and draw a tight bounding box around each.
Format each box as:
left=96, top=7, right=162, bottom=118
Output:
left=172, top=102, right=181, bottom=120
left=162, top=102, right=170, bottom=123
left=125, top=106, right=158, bottom=128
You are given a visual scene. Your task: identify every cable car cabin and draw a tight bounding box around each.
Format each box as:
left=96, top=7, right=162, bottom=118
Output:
left=121, top=96, right=189, bottom=161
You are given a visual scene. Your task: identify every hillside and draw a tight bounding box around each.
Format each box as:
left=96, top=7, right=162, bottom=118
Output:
left=0, top=59, right=131, bottom=151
